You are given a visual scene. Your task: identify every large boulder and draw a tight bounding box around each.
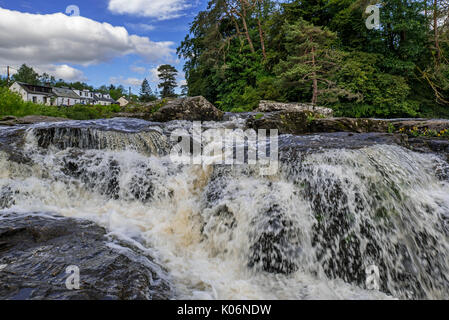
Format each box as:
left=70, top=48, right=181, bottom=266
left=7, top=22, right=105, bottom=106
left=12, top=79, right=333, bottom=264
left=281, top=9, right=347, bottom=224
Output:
left=256, top=100, right=334, bottom=118
left=150, top=96, right=224, bottom=122
left=247, top=111, right=389, bottom=135
left=309, top=118, right=389, bottom=133
left=247, top=111, right=314, bottom=134
left=0, top=212, right=173, bottom=300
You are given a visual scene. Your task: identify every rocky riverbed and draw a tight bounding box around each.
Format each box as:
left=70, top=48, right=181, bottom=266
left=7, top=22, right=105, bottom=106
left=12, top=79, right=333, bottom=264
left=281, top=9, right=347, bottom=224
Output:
left=0, top=212, right=173, bottom=300
left=1, top=98, right=449, bottom=300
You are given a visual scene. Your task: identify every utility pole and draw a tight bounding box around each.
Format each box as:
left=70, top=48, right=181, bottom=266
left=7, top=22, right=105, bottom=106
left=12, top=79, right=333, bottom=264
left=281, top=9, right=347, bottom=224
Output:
left=6, top=66, right=10, bottom=86
left=129, top=87, right=131, bottom=100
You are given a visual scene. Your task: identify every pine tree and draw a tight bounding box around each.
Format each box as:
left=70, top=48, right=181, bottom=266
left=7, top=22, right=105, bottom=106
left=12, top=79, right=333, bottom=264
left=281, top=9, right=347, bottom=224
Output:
left=157, top=65, right=178, bottom=98
left=140, top=78, right=156, bottom=102
left=275, top=19, right=343, bottom=105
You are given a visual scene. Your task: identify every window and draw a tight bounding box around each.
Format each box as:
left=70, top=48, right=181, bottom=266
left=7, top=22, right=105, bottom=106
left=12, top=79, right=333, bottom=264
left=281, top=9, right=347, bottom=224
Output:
left=32, top=97, right=37, bottom=103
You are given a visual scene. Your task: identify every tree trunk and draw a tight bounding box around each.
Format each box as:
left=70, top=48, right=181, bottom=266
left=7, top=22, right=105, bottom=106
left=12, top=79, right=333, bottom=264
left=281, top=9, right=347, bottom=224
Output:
left=311, top=45, right=318, bottom=106
left=257, top=17, right=267, bottom=60
left=434, top=0, right=441, bottom=64
left=239, top=0, right=255, bottom=53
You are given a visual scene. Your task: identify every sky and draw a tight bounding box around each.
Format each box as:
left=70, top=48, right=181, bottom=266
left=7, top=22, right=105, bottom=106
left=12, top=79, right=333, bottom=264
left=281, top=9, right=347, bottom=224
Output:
left=0, top=0, right=208, bottom=94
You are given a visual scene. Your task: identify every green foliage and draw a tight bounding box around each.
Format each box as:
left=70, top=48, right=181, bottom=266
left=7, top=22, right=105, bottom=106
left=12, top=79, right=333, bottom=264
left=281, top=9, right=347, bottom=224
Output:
left=12, top=64, right=40, bottom=85
left=178, top=0, right=449, bottom=118
left=274, top=19, right=345, bottom=105
left=333, top=51, right=419, bottom=117
left=108, top=85, right=126, bottom=101
left=62, top=104, right=121, bottom=120
left=0, top=76, right=7, bottom=88
left=0, top=87, right=120, bottom=120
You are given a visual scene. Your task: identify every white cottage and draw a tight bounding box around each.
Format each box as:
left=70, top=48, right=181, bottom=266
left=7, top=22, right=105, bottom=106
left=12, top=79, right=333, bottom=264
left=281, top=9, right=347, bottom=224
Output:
left=73, top=89, right=95, bottom=105
left=52, top=87, right=82, bottom=106
left=9, top=82, right=55, bottom=105
left=93, top=92, right=116, bottom=106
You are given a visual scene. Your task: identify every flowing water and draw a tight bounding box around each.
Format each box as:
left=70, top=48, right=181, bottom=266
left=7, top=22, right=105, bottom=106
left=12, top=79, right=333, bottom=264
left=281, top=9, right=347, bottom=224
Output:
left=1, top=117, right=449, bottom=300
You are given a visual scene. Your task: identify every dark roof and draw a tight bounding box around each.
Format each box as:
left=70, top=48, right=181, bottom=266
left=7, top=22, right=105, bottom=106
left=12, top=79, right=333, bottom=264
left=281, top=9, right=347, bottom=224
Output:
left=52, top=87, right=81, bottom=99
left=93, top=93, right=116, bottom=103
left=16, top=82, right=54, bottom=96
left=96, top=98, right=117, bottom=103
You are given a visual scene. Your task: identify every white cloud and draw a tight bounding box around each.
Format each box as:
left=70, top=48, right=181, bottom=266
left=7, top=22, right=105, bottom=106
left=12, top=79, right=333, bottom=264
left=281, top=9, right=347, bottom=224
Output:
left=125, top=23, right=156, bottom=32
left=0, top=7, right=175, bottom=72
left=108, top=0, right=192, bottom=20
left=130, top=66, right=147, bottom=74
left=110, top=76, right=143, bottom=87
left=149, top=67, right=160, bottom=82
left=36, top=64, right=87, bottom=82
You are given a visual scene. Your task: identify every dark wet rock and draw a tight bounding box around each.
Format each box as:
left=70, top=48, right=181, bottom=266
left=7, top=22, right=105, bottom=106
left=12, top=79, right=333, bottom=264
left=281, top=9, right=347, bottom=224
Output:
left=150, top=96, right=224, bottom=122
left=30, top=126, right=168, bottom=156
left=0, top=212, right=173, bottom=300
left=247, top=112, right=389, bottom=135
left=0, top=116, right=69, bottom=126
left=309, top=118, right=389, bottom=133
left=389, top=119, right=449, bottom=133
left=0, top=128, right=31, bottom=164
left=247, top=111, right=315, bottom=134
left=256, top=100, right=334, bottom=117
left=0, top=186, right=16, bottom=209
left=248, top=203, right=301, bottom=275
left=403, top=137, right=449, bottom=155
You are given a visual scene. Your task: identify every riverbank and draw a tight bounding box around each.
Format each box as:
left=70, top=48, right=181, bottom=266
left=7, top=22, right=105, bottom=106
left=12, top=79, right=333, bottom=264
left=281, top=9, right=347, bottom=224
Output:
left=3, top=96, right=449, bottom=141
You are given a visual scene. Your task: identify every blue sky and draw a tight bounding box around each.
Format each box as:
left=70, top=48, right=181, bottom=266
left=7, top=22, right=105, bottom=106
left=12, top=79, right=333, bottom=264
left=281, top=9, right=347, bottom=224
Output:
left=0, top=0, right=208, bottom=94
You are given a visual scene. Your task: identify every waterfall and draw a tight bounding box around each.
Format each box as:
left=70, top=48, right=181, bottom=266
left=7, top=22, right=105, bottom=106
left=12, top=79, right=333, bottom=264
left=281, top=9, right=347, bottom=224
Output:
left=1, top=119, right=449, bottom=300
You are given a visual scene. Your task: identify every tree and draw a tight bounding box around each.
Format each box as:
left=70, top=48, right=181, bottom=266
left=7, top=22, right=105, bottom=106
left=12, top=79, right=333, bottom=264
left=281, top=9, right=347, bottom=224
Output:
left=157, top=65, right=178, bottom=98
left=140, top=78, right=157, bottom=102
left=109, top=84, right=127, bottom=101
left=275, top=19, right=344, bottom=105
left=39, top=73, right=56, bottom=86
left=0, top=76, right=7, bottom=88
left=12, top=64, right=40, bottom=85
left=178, top=0, right=449, bottom=117
left=180, top=84, right=189, bottom=97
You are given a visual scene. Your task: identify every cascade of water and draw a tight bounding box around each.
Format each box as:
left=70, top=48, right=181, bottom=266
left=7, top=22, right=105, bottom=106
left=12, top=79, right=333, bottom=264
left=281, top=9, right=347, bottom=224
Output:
left=1, top=119, right=449, bottom=300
